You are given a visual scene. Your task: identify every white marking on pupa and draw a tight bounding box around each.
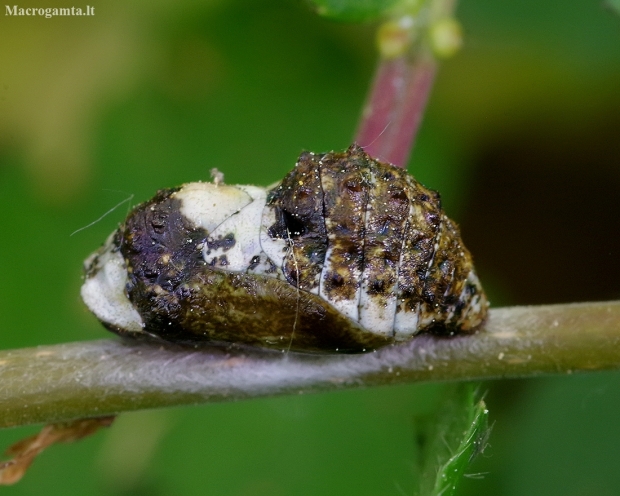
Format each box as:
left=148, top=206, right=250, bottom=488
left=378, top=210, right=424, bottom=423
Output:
left=81, top=234, right=144, bottom=333
left=173, top=182, right=251, bottom=233
left=204, top=187, right=267, bottom=271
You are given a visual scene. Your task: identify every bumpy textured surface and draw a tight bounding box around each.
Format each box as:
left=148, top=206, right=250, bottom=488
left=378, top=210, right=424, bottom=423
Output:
left=264, top=145, right=487, bottom=339
left=82, top=145, right=487, bottom=353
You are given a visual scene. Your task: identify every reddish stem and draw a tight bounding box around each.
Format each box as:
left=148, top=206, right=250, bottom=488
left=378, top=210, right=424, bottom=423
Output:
left=355, top=54, right=437, bottom=169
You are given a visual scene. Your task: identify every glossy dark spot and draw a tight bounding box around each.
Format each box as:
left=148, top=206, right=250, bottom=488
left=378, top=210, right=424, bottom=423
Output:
left=287, top=268, right=300, bottom=283
left=248, top=255, right=261, bottom=270
left=389, top=189, right=408, bottom=205
left=423, top=288, right=436, bottom=304
left=344, top=242, right=360, bottom=256
left=344, top=180, right=362, bottom=193
left=151, top=213, right=167, bottom=233
left=465, top=283, right=477, bottom=296
left=268, top=208, right=307, bottom=239
left=295, top=187, right=311, bottom=201
left=369, top=279, right=386, bottom=294
left=328, top=272, right=344, bottom=287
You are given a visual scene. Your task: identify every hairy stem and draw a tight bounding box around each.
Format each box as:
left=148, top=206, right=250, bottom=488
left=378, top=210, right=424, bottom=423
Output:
left=0, top=301, right=619, bottom=429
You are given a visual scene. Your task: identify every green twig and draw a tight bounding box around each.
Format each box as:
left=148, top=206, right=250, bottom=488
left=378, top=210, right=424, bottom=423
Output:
left=0, top=301, right=618, bottom=429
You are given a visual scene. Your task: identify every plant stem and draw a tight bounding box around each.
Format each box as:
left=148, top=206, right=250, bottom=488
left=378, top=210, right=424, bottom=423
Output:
left=1, top=301, right=619, bottom=429
left=354, top=0, right=459, bottom=168
left=355, top=54, right=436, bottom=168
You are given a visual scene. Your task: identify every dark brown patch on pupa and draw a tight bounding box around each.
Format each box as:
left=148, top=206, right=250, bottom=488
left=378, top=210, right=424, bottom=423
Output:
left=318, top=146, right=371, bottom=305
left=360, top=166, right=411, bottom=313
left=266, top=152, right=327, bottom=292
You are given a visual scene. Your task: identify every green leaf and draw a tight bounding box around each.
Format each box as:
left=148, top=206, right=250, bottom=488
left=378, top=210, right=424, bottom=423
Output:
left=415, top=384, right=490, bottom=496
left=308, top=0, right=401, bottom=22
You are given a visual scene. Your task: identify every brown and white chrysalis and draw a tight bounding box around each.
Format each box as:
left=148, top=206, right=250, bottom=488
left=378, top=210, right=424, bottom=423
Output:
left=81, top=145, right=488, bottom=353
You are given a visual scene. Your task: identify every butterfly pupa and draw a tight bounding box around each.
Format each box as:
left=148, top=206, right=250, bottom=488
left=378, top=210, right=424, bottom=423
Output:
left=81, top=145, right=488, bottom=353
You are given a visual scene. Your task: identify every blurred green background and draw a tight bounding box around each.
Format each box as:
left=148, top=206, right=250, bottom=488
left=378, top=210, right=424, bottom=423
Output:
left=1, top=0, right=619, bottom=494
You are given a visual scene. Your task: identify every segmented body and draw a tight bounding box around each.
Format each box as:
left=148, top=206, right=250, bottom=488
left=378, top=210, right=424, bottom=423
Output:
left=81, top=145, right=487, bottom=353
